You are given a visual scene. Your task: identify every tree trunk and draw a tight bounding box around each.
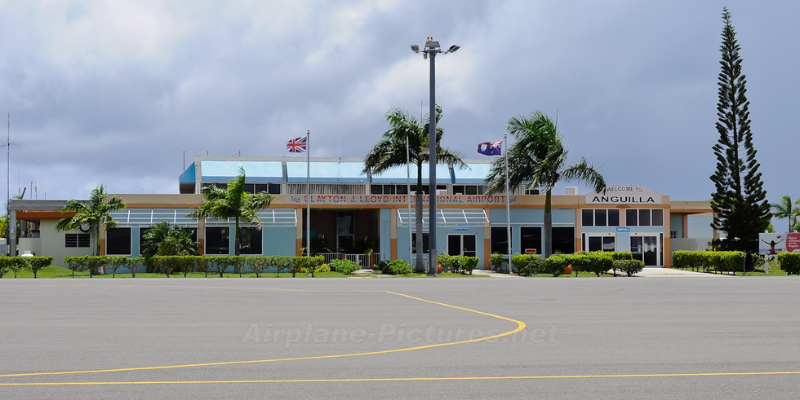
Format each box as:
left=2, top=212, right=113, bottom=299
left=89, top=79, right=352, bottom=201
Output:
left=544, top=189, right=553, bottom=257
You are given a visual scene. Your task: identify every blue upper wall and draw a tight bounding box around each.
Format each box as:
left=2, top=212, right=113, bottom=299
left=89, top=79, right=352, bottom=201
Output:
left=201, top=161, right=283, bottom=182
left=182, top=158, right=495, bottom=184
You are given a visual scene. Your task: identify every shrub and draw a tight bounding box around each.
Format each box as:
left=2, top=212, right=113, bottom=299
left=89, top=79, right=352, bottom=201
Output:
left=0, top=257, right=28, bottom=278
left=105, top=256, right=130, bottom=278
left=385, top=259, right=412, bottom=275
left=489, top=254, right=508, bottom=272
left=375, top=260, right=388, bottom=272
left=63, top=256, right=87, bottom=278
left=672, top=250, right=745, bottom=273
left=330, top=259, right=360, bottom=275
left=459, top=256, right=479, bottom=275
left=23, top=256, right=53, bottom=278
left=544, top=255, right=569, bottom=277
left=511, top=254, right=544, bottom=276
left=437, top=253, right=455, bottom=273
left=614, top=259, right=645, bottom=276
left=776, top=253, right=800, bottom=275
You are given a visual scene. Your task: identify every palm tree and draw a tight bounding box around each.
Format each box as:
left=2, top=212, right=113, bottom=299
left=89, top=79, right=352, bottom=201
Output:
left=187, top=167, right=275, bottom=255
left=363, top=105, right=465, bottom=270
left=486, top=111, right=605, bottom=257
left=56, top=185, right=127, bottom=258
left=770, top=195, right=800, bottom=232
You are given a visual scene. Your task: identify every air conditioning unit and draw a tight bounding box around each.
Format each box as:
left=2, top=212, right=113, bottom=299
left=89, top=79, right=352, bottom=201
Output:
left=565, top=187, right=578, bottom=196
left=436, top=189, right=447, bottom=195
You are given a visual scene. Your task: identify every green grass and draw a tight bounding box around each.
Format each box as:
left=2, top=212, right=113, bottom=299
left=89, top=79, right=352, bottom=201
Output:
left=671, top=266, right=790, bottom=277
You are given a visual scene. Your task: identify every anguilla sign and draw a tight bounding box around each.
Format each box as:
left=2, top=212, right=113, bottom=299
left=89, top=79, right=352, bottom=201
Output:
left=585, top=185, right=662, bottom=205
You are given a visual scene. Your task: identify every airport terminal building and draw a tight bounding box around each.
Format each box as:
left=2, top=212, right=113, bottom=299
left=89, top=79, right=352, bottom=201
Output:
left=8, top=156, right=716, bottom=270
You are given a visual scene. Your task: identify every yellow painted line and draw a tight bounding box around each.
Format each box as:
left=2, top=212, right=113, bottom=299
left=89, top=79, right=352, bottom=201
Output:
left=0, top=291, right=524, bottom=379
left=3, top=371, right=800, bottom=386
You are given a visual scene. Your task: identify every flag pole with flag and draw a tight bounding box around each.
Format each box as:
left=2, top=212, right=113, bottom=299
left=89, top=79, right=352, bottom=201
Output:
left=478, top=136, right=512, bottom=274
left=287, top=132, right=311, bottom=258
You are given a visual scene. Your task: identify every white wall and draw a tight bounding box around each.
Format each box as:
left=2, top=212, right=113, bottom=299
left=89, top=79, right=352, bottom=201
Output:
left=39, top=220, right=92, bottom=267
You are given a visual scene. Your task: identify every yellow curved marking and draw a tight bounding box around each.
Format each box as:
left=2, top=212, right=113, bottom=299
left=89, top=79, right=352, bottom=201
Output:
left=0, top=291, right=525, bottom=379
left=3, top=371, right=800, bottom=386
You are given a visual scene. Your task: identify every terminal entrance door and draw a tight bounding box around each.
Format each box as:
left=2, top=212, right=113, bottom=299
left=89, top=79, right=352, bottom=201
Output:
left=630, top=236, right=659, bottom=266
left=447, top=234, right=477, bottom=257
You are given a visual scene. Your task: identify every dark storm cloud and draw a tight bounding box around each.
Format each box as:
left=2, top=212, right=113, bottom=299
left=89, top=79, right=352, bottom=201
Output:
left=1, top=0, right=798, bottom=228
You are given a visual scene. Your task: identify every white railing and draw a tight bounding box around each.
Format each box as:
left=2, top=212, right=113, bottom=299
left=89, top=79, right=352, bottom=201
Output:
left=318, top=253, right=381, bottom=268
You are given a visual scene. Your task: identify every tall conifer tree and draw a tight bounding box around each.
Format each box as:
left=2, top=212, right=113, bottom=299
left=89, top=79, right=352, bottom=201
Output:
left=710, top=8, right=770, bottom=257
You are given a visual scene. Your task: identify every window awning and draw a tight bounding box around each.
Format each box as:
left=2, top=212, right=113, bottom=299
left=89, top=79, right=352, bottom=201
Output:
left=111, top=209, right=197, bottom=226
left=205, top=209, right=297, bottom=227
left=397, top=209, right=489, bottom=228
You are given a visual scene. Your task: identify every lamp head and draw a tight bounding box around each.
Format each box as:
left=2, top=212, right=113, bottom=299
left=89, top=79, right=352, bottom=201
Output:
left=447, top=45, right=460, bottom=53
left=410, top=45, right=419, bottom=53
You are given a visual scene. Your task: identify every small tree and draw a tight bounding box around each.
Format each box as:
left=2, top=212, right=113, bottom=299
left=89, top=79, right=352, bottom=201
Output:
left=0, top=258, right=8, bottom=278
left=105, top=256, right=128, bottom=278
left=6, top=257, right=27, bottom=278
left=63, top=256, right=86, bottom=278
left=26, top=256, right=54, bottom=278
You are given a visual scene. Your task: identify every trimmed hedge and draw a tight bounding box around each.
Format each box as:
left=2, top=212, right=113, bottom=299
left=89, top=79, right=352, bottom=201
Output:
left=563, top=252, right=614, bottom=277
left=62, top=255, right=326, bottom=278
left=438, top=254, right=480, bottom=275
left=776, top=253, right=800, bottom=275
left=329, top=259, right=360, bottom=275
left=614, top=259, right=645, bottom=277
left=385, top=259, right=412, bottom=275
left=0, top=256, right=54, bottom=278
left=672, top=251, right=745, bottom=273
left=510, top=254, right=544, bottom=276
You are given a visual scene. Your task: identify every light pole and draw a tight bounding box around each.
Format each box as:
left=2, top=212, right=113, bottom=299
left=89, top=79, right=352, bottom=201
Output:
left=411, top=37, right=459, bottom=277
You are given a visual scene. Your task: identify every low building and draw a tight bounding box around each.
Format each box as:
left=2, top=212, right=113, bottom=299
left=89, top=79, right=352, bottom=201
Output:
left=8, top=156, right=716, bottom=270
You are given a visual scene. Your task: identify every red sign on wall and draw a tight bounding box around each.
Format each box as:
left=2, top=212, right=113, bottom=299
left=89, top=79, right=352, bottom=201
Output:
left=525, top=248, right=537, bottom=254
left=787, top=233, right=800, bottom=253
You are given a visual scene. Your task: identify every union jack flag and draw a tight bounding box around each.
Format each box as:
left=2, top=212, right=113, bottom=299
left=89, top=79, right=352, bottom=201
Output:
left=286, top=136, right=307, bottom=153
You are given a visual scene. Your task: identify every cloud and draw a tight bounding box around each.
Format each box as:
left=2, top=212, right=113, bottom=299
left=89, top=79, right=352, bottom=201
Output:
left=0, top=0, right=798, bottom=215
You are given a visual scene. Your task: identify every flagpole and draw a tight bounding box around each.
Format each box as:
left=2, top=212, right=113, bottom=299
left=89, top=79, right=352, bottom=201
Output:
left=504, top=133, right=512, bottom=275
left=306, top=129, right=311, bottom=258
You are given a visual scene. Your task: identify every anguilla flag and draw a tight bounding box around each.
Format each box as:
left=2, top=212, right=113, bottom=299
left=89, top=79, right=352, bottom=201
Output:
left=477, top=140, right=502, bottom=156
left=287, top=136, right=308, bottom=153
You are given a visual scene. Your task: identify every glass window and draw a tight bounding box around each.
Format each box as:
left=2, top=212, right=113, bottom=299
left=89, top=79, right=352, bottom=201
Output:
left=453, top=185, right=465, bottom=195
left=602, top=237, right=615, bottom=252
left=521, top=227, right=542, bottom=254
left=139, top=228, right=149, bottom=255
left=239, top=227, right=262, bottom=255
left=268, top=184, right=281, bottom=194
left=652, top=209, right=664, bottom=226
left=370, top=185, right=383, bottom=194
left=106, top=228, right=131, bottom=255
left=244, top=183, right=255, bottom=194
left=588, top=236, right=602, bottom=252
left=639, top=209, right=651, bottom=226
left=465, top=186, right=478, bottom=195
left=552, top=227, right=575, bottom=254
left=595, top=209, right=607, bottom=227
left=396, top=185, right=408, bottom=195
left=608, top=209, right=620, bottom=226
left=383, top=185, right=395, bottom=194
left=490, top=227, right=511, bottom=254
left=626, top=209, right=638, bottom=226
left=254, top=184, right=267, bottom=194
left=411, top=233, right=429, bottom=254
left=582, top=209, right=594, bottom=227
left=214, top=183, right=228, bottom=190
left=206, top=227, right=230, bottom=255
left=477, top=186, right=486, bottom=195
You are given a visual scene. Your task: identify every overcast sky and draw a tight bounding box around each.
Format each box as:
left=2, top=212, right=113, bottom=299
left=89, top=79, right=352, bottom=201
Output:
left=2, top=1, right=798, bottom=224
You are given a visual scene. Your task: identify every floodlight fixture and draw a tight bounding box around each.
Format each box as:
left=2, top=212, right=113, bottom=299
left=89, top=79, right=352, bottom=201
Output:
left=411, top=45, right=419, bottom=53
